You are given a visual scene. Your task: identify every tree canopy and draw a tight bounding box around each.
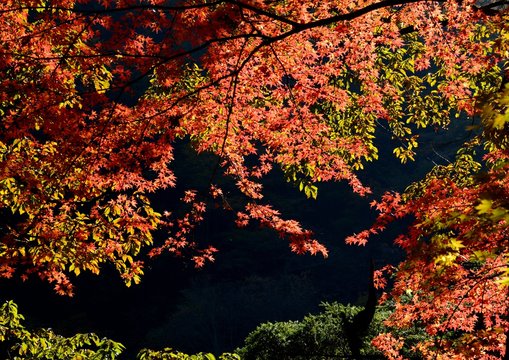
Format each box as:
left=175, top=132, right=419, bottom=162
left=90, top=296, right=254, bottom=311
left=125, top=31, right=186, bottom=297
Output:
left=1, top=0, right=509, bottom=358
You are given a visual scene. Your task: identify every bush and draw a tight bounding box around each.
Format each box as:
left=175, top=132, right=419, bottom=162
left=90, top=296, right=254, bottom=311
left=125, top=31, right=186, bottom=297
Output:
left=237, top=302, right=386, bottom=359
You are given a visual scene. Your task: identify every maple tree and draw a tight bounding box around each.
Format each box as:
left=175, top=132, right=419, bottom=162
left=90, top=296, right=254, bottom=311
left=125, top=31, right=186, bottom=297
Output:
left=1, top=0, right=509, bottom=357
left=342, top=13, right=509, bottom=358
left=354, top=89, right=509, bottom=357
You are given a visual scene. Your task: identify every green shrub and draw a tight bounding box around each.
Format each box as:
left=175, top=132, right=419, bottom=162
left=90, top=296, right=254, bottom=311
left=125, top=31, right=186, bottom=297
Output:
left=0, top=300, right=240, bottom=360
left=237, top=302, right=386, bottom=359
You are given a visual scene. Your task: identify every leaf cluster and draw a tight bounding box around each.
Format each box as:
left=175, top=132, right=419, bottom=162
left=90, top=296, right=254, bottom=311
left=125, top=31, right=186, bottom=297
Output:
left=0, top=300, right=239, bottom=360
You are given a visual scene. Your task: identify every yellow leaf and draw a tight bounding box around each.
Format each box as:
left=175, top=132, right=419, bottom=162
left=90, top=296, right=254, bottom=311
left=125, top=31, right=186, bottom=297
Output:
left=493, top=113, right=509, bottom=129
left=448, top=238, right=465, bottom=251
left=476, top=199, right=492, bottom=214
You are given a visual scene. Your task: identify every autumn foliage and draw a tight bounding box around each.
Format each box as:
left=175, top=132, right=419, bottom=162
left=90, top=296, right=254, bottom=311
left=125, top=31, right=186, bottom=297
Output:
left=1, top=0, right=509, bottom=358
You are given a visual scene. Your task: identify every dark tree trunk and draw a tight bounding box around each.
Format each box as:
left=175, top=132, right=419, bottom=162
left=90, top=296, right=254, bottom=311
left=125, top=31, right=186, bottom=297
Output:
left=346, top=259, right=377, bottom=357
